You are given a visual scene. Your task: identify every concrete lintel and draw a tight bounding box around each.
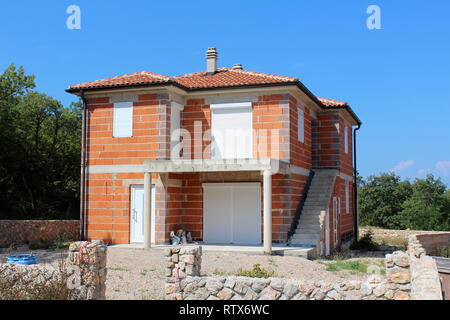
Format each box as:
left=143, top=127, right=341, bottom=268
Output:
left=87, top=159, right=298, bottom=175
left=144, top=158, right=288, bottom=173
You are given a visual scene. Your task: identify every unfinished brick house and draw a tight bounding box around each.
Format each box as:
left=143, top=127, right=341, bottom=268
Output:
left=67, top=48, right=361, bottom=255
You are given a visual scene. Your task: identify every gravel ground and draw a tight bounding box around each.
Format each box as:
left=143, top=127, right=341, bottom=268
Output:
left=105, top=247, right=381, bottom=300
left=1, top=246, right=383, bottom=300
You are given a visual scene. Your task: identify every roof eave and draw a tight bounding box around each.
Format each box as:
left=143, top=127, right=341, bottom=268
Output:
left=65, top=80, right=183, bottom=95
left=323, top=105, right=362, bottom=126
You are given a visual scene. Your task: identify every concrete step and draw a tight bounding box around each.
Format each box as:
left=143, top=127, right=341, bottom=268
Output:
left=292, top=234, right=320, bottom=241
left=290, top=239, right=318, bottom=246
left=296, top=225, right=320, bottom=231
left=274, top=246, right=317, bottom=259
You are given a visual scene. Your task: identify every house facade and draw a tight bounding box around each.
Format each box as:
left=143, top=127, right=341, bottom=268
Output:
left=67, top=48, right=361, bottom=254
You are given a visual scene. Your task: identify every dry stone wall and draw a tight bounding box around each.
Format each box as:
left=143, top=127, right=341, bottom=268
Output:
left=0, top=240, right=107, bottom=300
left=165, top=240, right=442, bottom=300
left=408, top=235, right=443, bottom=300
left=0, top=220, right=79, bottom=247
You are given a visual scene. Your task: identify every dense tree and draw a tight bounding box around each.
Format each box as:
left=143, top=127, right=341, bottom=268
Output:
left=359, top=172, right=412, bottom=228
left=0, top=64, right=81, bottom=219
left=359, top=173, right=450, bottom=231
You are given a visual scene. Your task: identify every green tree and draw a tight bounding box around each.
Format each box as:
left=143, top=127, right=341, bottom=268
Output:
left=0, top=64, right=81, bottom=220
left=394, top=175, right=449, bottom=231
left=359, top=172, right=412, bottom=228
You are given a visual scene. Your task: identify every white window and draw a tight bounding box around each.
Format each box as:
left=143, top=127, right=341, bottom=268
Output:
left=211, top=102, right=253, bottom=159
left=113, top=102, right=133, bottom=137
left=345, top=182, right=350, bottom=214
left=344, top=126, right=349, bottom=154
left=170, top=102, right=184, bottom=158
left=297, top=107, right=305, bottom=143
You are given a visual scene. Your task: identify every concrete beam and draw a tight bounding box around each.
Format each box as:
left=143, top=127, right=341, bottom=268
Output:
left=143, top=172, right=152, bottom=248
left=263, top=170, right=272, bottom=255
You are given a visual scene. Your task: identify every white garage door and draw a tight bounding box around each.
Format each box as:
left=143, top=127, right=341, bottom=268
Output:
left=203, top=183, right=261, bottom=245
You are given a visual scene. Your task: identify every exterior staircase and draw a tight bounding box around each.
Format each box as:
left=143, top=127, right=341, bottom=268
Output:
left=289, top=169, right=337, bottom=247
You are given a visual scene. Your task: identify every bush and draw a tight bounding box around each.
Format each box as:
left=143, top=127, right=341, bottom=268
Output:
left=350, top=231, right=378, bottom=251
left=437, top=245, right=450, bottom=258
left=29, top=232, right=73, bottom=251
left=234, top=264, right=275, bottom=278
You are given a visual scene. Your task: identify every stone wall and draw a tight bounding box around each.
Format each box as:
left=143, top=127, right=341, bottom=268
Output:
left=408, top=235, right=443, bottom=300
left=166, top=246, right=421, bottom=300
left=0, top=220, right=79, bottom=247
left=415, top=233, right=450, bottom=256
left=359, top=227, right=449, bottom=242
left=0, top=240, right=107, bottom=300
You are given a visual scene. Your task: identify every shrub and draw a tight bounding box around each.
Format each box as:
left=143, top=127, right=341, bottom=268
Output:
left=234, top=264, right=275, bottom=278
left=29, top=232, right=73, bottom=251
left=350, top=231, right=378, bottom=251
left=437, top=245, right=450, bottom=258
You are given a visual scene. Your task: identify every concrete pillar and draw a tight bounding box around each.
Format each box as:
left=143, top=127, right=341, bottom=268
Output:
left=263, top=170, right=272, bottom=255
left=144, top=172, right=152, bottom=248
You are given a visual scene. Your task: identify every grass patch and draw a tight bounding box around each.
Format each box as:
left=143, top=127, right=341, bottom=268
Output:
left=109, top=267, right=128, bottom=272
left=373, top=236, right=408, bottom=248
left=212, top=269, right=229, bottom=276
left=320, top=258, right=385, bottom=275
left=234, top=264, right=275, bottom=278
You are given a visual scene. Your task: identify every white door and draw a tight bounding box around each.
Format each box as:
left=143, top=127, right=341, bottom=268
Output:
left=203, top=183, right=261, bottom=245
left=130, top=185, right=156, bottom=243
left=332, top=197, right=339, bottom=248
left=211, top=103, right=253, bottom=159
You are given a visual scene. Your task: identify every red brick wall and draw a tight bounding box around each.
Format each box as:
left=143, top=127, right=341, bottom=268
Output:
left=339, top=115, right=353, bottom=176
left=253, top=94, right=290, bottom=160
left=312, top=112, right=340, bottom=168
left=312, top=111, right=354, bottom=176
left=272, top=173, right=308, bottom=242
left=182, top=99, right=211, bottom=160
left=326, top=176, right=355, bottom=249
left=85, top=93, right=171, bottom=243
left=288, top=95, right=312, bottom=169
left=86, top=94, right=169, bottom=165
left=84, top=92, right=315, bottom=244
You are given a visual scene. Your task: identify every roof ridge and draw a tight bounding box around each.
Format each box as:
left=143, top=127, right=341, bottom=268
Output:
left=225, top=68, right=298, bottom=81
left=174, top=68, right=298, bottom=82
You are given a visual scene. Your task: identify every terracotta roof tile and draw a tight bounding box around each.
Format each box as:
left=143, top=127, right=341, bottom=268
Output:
left=69, top=71, right=172, bottom=90
left=68, top=69, right=348, bottom=109
left=317, top=97, right=348, bottom=107
left=174, top=68, right=298, bottom=89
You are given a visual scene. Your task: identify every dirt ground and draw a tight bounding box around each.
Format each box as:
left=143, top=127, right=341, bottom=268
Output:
left=105, top=247, right=381, bottom=300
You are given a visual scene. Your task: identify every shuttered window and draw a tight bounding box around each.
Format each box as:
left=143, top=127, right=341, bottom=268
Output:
left=344, top=126, right=349, bottom=154
left=211, top=102, right=253, bottom=159
left=113, top=102, right=133, bottom=137
left=298, top=107, right=305, bottom=143
left=345, top=182, right=350, bottom=214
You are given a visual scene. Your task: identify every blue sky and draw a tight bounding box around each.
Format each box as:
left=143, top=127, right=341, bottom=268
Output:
left=1, top=0, right=449, bottom=185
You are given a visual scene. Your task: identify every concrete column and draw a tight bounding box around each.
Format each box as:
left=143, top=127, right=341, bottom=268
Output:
left=144, top=172, right=152, bottom=248
left=263, top=170, right=272, bottom=255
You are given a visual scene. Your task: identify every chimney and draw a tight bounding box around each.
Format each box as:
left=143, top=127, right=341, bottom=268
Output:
left=206, top=47, right=218, bottom=74
left=232, top=64, right=243, bottom=70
